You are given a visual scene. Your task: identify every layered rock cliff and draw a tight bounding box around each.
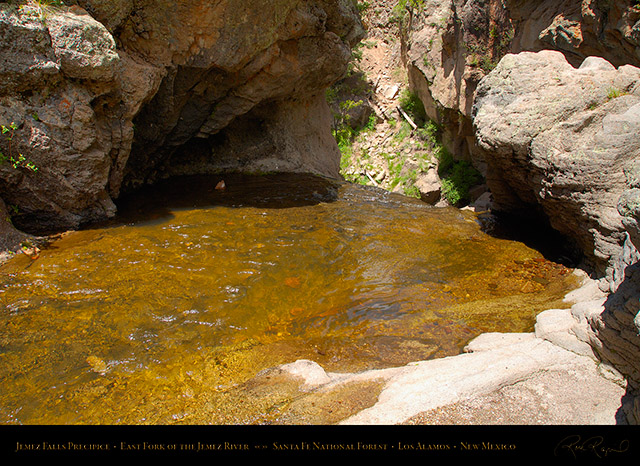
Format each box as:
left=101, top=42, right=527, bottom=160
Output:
left=403, top=0, right=640, bottom=162
left=0, top=0, right=364, bottom=237
left=402, top=0, right=640, bottom=280
left=399, top=0, right=640, bottom=423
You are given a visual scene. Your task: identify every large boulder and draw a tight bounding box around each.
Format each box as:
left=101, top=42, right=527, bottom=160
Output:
left=402, top=0, right=640, bottom=162
left=472, top=50, right=640, bottom=288
left=0, top=4, right=159, bottom=233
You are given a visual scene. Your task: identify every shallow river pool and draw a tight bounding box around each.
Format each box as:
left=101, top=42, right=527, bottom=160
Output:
left=0, top=173, right=578, bottom=424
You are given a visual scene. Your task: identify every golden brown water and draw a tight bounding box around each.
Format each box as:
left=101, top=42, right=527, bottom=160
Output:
left=0, top=174, right=577, bottom=424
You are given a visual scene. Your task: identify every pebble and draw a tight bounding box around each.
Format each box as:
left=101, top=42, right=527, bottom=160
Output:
left=86, top=356, right=108, bottom=375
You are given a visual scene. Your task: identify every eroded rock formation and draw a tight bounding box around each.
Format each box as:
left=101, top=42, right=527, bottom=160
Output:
left=401, top=1, right=640, bottom=423
left=0, top=0, right=364, bottom=236
left=401, top=0, right=640, bottom=279
left=402, top=0, right=640, bottom=160
left=595, top=162, right=640, bottom=424
left=472, top=50, right=640, bottom=287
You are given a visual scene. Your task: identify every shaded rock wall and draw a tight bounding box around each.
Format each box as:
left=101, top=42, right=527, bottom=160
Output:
left=472, top=51, right=640, bottom=287
left=507, top=0, right=640, bottom=68
left=77, top=0, right=364, bottom=191
left=0, top=0, right=363, bottom=234
left=595, top=161, right=640, bottom=424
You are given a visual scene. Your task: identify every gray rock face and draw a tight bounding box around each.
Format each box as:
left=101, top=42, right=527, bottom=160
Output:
left=403, top=0, right=640, bottom=163
left=46, top=10, right=119, bottom=81
left=0, top=4, right=145, bottom=233
left=618, top=161, right=640, bottom=250
left=472, top=50, right=640, bottom=423
left=472, top=50, right=640, bottom=286
left=0, top=1, right=363, bottom=233
left=0, top=7, right=60, bottom=94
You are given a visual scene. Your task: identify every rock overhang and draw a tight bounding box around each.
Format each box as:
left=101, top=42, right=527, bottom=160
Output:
left=0, top=0, right=365, bottom=234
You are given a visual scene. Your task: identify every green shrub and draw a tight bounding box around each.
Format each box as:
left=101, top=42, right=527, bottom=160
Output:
left=414, top=119, right=439, bottom=146
left=355, top=1, right=369, bottom=13
left=434, top=144, right=453, bottom=175
left=1, top=122, right=38, bottom=172
left=430, top=133, right=482, bottom=205
left=398, top=89, right=426, bottom=125
left=439, top=160, right=482, bottom=206
left=391, top=0, right=425, bottom=25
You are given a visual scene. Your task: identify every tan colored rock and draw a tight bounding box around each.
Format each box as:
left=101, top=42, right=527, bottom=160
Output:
left=414, top=168, right=441, bottom=204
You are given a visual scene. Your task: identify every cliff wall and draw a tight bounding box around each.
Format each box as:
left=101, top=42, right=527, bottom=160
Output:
left=0, top=0, right=364, bottom=237
left=401, top=0, right=640, bottom=423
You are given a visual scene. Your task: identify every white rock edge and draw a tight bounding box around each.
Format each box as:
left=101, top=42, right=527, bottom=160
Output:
left=277, top=270, right=627, bottom=425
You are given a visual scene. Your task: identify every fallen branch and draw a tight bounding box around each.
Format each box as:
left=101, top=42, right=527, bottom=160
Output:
left=364, top=171, right=379, bottom=185
left=396, top=105, right=418, bottom=130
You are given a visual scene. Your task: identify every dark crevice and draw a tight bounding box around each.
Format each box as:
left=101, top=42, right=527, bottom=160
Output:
left=477, top=209, right=584, bottom=268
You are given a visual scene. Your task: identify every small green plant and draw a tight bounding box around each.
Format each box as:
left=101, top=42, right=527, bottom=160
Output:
left=607, top=88, right=628, bottom=100
left=333, top=110, right=378, bottom=180
left=438, top=158, right=483, bottom=206
left=362, top=114, right=376, bottom=132
left=362, top=40, right=377, bottom=49
left=391, top=0, right=425, bottom=25
left=398, top=89, right=426, bottom=125
left=465, top=25, right=514, bottom=74
left=415, top=119, right=439, bottom=145
left=325, top=87, right=338, bottom=103
left=12, top=0, right=65, bottom=22
left=0, top=122, right=38, bottom=173
left=355, top=1, right=369, bottom=13
left=403, top=184, right=420, bottom=198
left=392, top=120, right=413, bottom=143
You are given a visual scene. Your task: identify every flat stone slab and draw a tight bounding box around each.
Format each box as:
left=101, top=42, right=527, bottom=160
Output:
left=333, top=335, right=626, bottom=425
left=275, top=329, right=626, bottom=425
